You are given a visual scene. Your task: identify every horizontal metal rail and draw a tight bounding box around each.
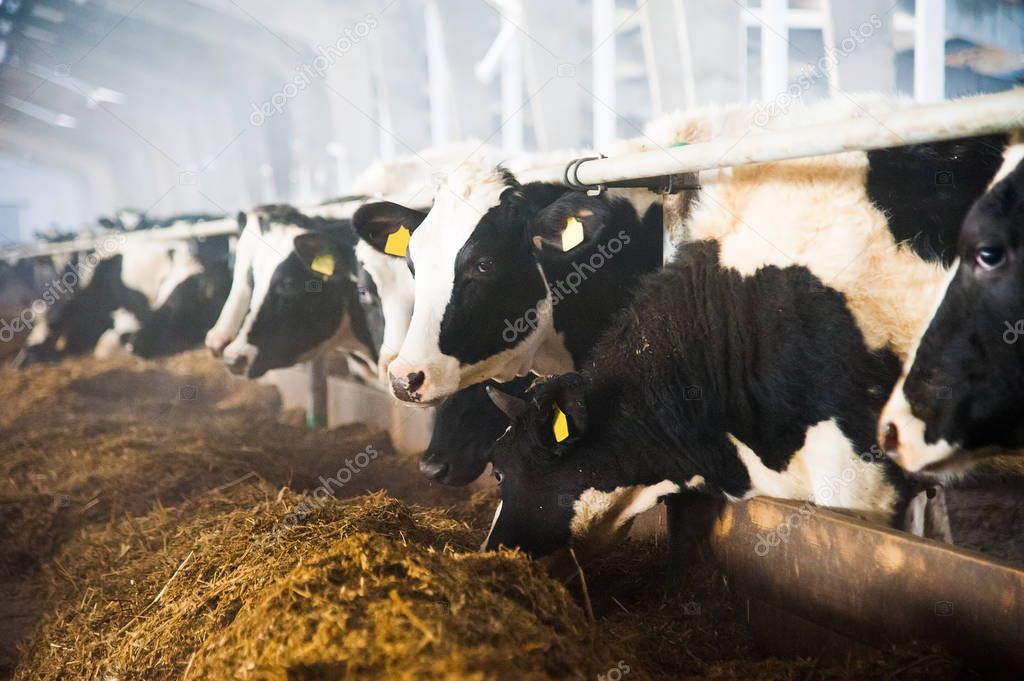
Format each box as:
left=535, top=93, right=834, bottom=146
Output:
left=5, top=90, right=1022, bottom=262
left=519, top=89, right=1024, bottom=188
left=0, top=189, right=434, bottom=262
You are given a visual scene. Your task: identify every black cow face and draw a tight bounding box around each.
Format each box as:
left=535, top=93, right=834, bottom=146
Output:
left=882, top=159, right=1024, bottom=472
left=356, top=266, right=385, bottom=354
left=434, top=187, right=557, bottom=366
left=390, top=181, right=627, bottom=405
left=483, top=374, right=592, bottom=556
left=241, top=232, right=373, bottom=379
left=419, top=375, right=534, bottom=486
left=131, top=264, right=231, bottom=358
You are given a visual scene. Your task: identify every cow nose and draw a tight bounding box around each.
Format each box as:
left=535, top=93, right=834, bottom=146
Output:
left=882, top=422, right=900, bottom=460
left=390, top=369, right=426, bottom=402
left=205, top=330, right=231, bottom=358
left=419, top=456, right=449, bottom=481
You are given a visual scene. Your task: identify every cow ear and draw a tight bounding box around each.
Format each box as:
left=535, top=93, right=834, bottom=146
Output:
left=352, top=201, right=427, bottom=257
left=293, top=232, right=343, bottom=280
left=236, top=211, right=247, bottom=232
left=528, top=192, right=611, bottom=258
left=546, top=373, right=588, bottom=448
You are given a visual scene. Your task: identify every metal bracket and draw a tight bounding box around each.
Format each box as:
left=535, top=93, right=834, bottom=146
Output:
left=563, top=155, right=607, bottom=195
left=562, top=155, right=701, bottom=196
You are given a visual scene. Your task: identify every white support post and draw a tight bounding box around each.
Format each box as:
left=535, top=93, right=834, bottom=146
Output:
left=914, top=0, right=946, bottom=102
left=424, top=0, right=450, bottom=146
left=760, top=0, right=789, bottom=100
left=592, top=0, right=617, bottom=147
left=501, top=18, right=524, bottom=153
left=671, top=0, right=697, bottom=110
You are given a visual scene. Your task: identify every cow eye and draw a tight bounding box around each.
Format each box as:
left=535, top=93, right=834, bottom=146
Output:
left=475, top=257, right=494, bottom=274
left=975, top=246, right=1006, bottom=271
left=493, top=469, right=504, bottom=484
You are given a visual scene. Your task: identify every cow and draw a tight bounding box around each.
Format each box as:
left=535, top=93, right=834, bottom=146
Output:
left=880, top=134, right=1024, bottom=475
left=378, top=98, right=1014, bottom=412
left=214, top=205, right=377, bottom=380
left=481, top=240, right=911, bottom=557
left=364, top=164, right=663, bottom=405
left=417, top=376, right=534, bottom=485
left=14, top=233, right=232, bottom=365
left=204, top=144, right=483, bottom=380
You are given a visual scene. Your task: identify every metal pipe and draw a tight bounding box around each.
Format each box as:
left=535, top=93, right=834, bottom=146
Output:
left=519, top=90, right=1024, bottom=187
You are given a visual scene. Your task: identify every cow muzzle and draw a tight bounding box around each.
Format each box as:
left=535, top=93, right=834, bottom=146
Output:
left=389, top=368, right=427, bottom=403
left=205, top=329, right=233, bottom=358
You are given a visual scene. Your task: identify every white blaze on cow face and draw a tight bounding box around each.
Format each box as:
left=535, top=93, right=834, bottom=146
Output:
left=207, top=213, right=259, bottom=356
left=389, top=169, right=544, bottom=404
left=878, top=262, right=962, bottom=473
left=355, top=239, right=413, bottom=381
left=221, top=225, right=300, bottom=374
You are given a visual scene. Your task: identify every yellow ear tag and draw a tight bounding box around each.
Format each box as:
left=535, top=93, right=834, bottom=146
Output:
left=384, top=225, right=411, bottom=257
left=562, top=216, right=584, bottom=252
left=311, top=253, right=335, bottom=278
left=552, top=406, right=569, bottom=443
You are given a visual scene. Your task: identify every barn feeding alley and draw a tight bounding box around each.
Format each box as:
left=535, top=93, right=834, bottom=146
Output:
left=2, top=1, right=1024, bottom=679
left=0, top=351, right=995, bottom=680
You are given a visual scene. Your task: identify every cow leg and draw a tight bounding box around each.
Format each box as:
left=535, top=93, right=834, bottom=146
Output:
left=924, top=484, right=955, bottom=544
left=665, top=492, right=720, bottom=586
left=903, top=489, right=928, bottom=537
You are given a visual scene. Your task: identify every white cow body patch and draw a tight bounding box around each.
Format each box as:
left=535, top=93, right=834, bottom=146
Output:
left=729, top=418, right=897, bottom=521
left=569, top=480, right=681, bottom=546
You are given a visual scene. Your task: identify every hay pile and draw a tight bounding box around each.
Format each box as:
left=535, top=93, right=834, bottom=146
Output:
left=17, top=489, right=615, bottom=680
left=2, top=352, right=968, bottom=680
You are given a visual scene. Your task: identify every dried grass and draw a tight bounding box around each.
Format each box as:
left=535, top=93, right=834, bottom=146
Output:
left=1, top=352, right=968, bottom=680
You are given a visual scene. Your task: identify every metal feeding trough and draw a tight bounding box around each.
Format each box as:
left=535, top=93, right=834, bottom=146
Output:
left=711, top=497, right=1024, bottom=673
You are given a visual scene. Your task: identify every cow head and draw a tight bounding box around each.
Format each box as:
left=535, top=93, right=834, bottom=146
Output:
left=132, top=263, right=231, bottom=358
left=387, top=167, right=626, bottom=405
left=481, top=372, right=674, bottom=559
left=221, top=206, right=374, bottom=378
left=418, top=375, right=534, bottom=486
left=880, top=156, right=1024, bottom=473
left=351, top=201, right=428, bottom=379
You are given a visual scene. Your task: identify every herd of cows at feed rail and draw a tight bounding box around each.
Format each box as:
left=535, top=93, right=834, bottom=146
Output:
left=1, top=95, right=1023, bottom=577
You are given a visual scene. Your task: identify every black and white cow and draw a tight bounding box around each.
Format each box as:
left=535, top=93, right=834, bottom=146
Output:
left=360, top=164, right=663, bottom=405
left=483, top=240, right=911, bottom=556
left=211, top=205, right=376, bottom=380
left=417, top=376, right=534, bottom=485
left=880, top=136, right=1024, bottom=474
left=15, top=234, right=232, bottom=364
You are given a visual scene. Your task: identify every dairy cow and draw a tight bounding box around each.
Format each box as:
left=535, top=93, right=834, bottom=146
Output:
left=15, top=233, right=231, bottom=364
left=213, top=205, right=376, bottom=380
left=483, top=240, right=911, bottom=556
left=880, top=135, right=1024, bottom=474
left=362, top=164, right=663, bottom=405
